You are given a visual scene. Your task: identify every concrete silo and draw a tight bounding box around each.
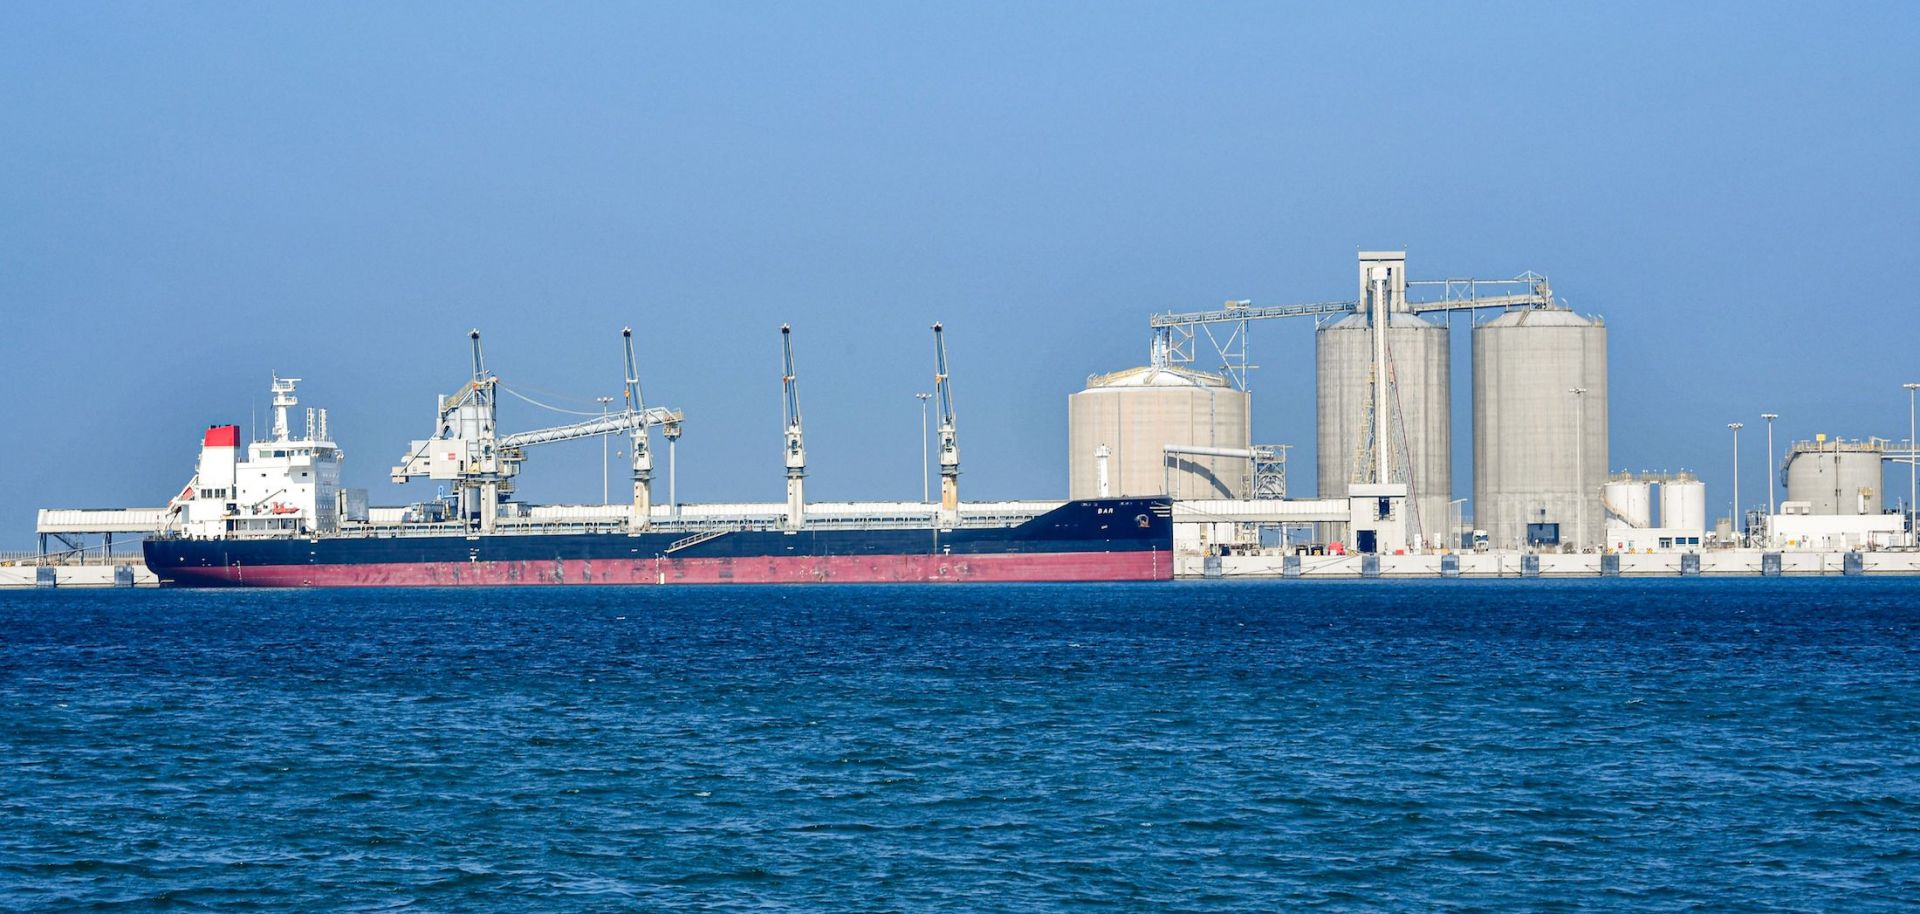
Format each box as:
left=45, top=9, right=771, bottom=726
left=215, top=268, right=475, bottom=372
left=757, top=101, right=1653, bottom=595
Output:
left=1784, top=438, right=1883, bottom=514
left=1316, top=252, right=1451, bottom=547
left=1472, top=307, right=1609, bottom=550
left=1068, top=363, right=1250, bottom=499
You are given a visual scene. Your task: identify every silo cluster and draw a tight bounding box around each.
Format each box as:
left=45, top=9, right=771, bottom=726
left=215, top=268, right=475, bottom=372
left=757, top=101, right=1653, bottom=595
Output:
left=1067, top=363, right=1250, bottom=500
left=1315, top=260, right=1452, bottom=546
left=1312, top=252, right=1608, bottom=550
left=1082, top=249, right=1614, bottom=553
left=1471, top=308, right=1609, bottom=549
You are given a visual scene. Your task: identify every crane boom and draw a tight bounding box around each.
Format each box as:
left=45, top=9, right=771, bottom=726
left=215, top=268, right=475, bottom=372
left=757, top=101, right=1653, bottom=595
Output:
left=496, top=407, right=682, bottom=450
left=622, top=327, right=654, bottom=530
left=932, top=322, right=960, bottom=527
left=469, top=328, right=487, bottom=381
left=781, top=324, right=805, bottom=529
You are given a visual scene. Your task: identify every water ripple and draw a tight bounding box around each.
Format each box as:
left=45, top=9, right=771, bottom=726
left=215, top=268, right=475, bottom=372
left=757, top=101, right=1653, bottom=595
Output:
left=2, top=578, right=1918, bottom=911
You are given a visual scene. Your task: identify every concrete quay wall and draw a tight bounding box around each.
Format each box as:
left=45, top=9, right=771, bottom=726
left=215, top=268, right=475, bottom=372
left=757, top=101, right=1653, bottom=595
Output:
left=1178, top=550, right=1920, bottom=579
left=0, top=564, right=162, bottom=588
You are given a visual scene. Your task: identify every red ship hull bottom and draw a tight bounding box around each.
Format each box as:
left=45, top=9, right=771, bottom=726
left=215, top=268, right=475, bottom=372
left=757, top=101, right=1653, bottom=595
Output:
left=159, top=550, right=1169, bottom=587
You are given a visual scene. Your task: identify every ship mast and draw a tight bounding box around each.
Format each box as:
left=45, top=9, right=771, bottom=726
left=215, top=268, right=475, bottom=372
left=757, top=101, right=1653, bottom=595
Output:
left=269, top=374, right=301, bottom=442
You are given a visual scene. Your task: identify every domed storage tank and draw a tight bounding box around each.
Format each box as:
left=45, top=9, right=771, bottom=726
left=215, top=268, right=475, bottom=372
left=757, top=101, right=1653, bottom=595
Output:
left=1316, top=311, right=1451, bottom=546
left=1660, top=473, right=1707, bottom=531
left=1316, top=252, right=1451, bottom=547
left=1068, top=363, right=1250, bottom=499
left=1472, top=308, right=1608, bottom=549
left=1602, top=474, right=1652, bottom=528
left=1784, top=438, right=1883, bottom=514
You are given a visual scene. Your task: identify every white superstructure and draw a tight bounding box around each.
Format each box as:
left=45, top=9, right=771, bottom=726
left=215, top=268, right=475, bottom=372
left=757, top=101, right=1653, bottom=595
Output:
left=170, top=376, right=345, bottom=538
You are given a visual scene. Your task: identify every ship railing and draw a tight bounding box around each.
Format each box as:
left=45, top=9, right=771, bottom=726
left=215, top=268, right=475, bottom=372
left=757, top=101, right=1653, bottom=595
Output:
left=287, top=510, right=1044, bottom=540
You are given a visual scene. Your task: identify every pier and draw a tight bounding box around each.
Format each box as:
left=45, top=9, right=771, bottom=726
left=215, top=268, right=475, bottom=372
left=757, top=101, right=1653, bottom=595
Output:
left=1178, top=549, right=1920, bottom=579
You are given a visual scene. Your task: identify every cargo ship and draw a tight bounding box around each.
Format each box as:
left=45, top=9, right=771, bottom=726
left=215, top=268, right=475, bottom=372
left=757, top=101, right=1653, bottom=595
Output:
left=142, top=327, right=1172, bottom=587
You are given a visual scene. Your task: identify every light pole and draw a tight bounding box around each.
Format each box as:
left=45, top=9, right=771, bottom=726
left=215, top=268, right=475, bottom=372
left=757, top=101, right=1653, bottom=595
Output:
left=667, top=433, right=679, bottom=512
left=915, top=392, right=932, bottom=503
left=1570, top=387, right=1587, bottom=549
left=1905, top=383, right=1919, bottom=541
left=596, top=395, right=613, bottom=504
left=1728, top=422, right=1744, bottom=545
left=1761, top=412, right=1777, bottom=544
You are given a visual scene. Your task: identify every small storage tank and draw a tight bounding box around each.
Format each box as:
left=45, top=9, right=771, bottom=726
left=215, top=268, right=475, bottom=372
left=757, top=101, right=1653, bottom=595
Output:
left=1601, top=473, right=1652, bottom=528
left=1784, top=438, right=1883, bottom=514
left=1472, top=307, right=1608, bottom=550
left=1068, top=363, right=1250, bottom=499
left=1660, top=473, right=1707, bottom=532
left=1316, top=252, right=1451, bottom=547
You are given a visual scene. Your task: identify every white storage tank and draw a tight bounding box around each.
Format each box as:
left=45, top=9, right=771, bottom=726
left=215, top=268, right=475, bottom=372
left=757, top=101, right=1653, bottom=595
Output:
left=1472, top=307, right=1609, bottom=549
left=1316, top=252, right=1452, bottom=547
left=1068, top=362, right=1251, bottom=499
left=1601, top=474, right=1652, bottom=528
left=1660, top=473, right=1707, bottom=532
left=1784, top=438, right=1883, bottom=514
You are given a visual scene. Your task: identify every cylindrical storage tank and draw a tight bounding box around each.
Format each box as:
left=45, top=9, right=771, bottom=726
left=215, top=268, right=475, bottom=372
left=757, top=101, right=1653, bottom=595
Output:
left=1472, top=308, right=1608, bottom=550
left=1784, top=440, right=1883, bottom=514
left=1068, top=364, right=1250, bottom=499
left=1659, top=474, right=1706, bottom=531
left=1316, top=311, right=1451, bottom=546
left=1601, top=474, right=1652, bottom=528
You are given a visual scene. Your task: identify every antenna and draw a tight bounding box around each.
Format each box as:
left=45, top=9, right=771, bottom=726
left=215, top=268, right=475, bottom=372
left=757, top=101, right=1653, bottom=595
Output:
left=781, top=324, right=806, bottom=530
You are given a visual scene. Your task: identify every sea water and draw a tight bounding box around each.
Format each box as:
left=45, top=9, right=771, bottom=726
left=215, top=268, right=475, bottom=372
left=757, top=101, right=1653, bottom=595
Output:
left=3, top=579, right=1917, bottom=911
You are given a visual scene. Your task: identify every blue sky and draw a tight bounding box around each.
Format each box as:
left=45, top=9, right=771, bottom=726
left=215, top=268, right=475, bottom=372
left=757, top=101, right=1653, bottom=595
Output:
left=3, top=3, right=1917, bottom=547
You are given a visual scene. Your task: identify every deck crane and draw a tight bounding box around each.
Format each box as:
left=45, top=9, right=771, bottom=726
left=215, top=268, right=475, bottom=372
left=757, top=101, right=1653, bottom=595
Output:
left=621, top=327, right=654, bottom=531
left=780, top=324, right=806, bottom=530
left=932, top=322, right=960, bottom=528
left=391, top=330, right=685, bottom=533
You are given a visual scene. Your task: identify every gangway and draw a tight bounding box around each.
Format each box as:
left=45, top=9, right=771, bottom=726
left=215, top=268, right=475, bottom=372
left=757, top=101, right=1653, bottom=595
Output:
left=666, top=528, right=735, bottom=553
